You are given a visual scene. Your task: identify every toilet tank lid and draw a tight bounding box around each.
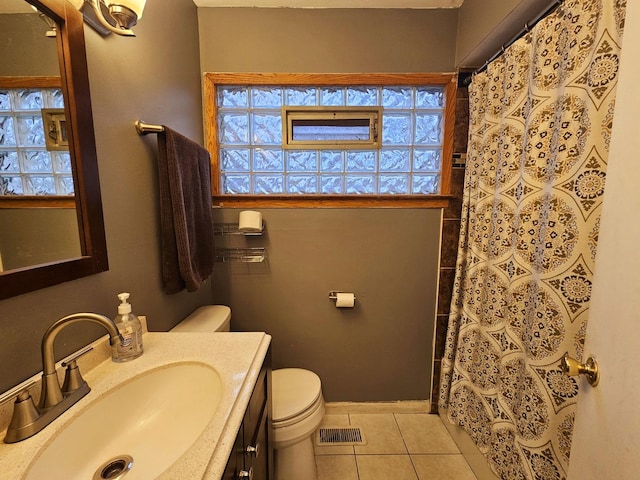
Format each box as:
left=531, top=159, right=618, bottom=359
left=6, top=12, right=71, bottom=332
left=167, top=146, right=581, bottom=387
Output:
left=272, top=368, right=322, bottom=422
left=171, top=305, right=231, bottom=333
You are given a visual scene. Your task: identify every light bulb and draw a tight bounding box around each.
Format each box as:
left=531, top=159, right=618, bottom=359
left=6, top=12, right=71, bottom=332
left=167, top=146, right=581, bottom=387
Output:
left=104, top=0, right=146, bottom=20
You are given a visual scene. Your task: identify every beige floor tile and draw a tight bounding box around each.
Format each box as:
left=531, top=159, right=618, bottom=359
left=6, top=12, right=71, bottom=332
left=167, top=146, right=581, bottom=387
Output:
left=321, top=413, right=351, bottom=426
left=316, top=455, right=359, bottom=480
left=461, top=453, right=498, bottom=480
left=357, top=455, right=418, bottom=480
left=315, top=403, right=484, bottom=480
left=412, top=454, right=477, bottom=480
left=395, top=413, right=460, bottom=454
left=351, top=414, right=407, bottom=455
left=316, top=414, right=355, bottom=455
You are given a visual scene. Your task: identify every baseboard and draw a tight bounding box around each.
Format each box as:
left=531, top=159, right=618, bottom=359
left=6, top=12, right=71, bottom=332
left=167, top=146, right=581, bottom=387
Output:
left=325, top=400, right=431, bottom=414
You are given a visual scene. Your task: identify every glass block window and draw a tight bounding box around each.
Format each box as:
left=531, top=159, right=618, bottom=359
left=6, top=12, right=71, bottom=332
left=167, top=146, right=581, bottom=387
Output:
left=215, top=84, right=447, bottom=195
left=0, top=87, right=73, bottom=196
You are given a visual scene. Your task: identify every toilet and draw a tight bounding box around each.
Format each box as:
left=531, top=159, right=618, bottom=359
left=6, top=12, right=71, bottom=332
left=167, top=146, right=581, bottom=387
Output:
left=171, top=305, right=325, bottom=480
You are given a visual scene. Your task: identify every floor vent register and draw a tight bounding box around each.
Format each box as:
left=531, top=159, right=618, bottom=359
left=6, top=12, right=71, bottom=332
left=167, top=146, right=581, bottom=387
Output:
left=316, top=427, right=367, bottom=446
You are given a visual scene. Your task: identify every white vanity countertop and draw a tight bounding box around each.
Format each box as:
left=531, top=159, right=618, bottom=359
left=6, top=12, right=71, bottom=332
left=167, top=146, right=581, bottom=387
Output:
left=0, top=331, right=272, bottom=480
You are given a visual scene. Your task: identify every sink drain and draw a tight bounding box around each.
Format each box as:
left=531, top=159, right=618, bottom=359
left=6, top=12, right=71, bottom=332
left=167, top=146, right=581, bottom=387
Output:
left=93, top=455, right=134, bottom=480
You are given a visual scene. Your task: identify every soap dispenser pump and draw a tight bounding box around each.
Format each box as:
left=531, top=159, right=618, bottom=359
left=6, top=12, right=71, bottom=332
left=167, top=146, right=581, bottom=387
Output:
left=113, top=292, right=143, bottom=362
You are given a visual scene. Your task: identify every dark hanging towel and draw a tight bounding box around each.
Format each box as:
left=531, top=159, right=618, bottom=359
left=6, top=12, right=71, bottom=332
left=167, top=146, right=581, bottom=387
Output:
left=156, top=127, right=214, bottom=294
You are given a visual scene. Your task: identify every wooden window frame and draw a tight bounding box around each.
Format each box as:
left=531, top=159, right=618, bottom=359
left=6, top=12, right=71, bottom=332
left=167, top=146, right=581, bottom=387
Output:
left=204, top=73, right=457, bottom=208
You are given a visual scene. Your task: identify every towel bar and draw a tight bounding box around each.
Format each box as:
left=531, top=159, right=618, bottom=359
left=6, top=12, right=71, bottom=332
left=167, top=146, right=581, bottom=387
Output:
left=135, top=120, right=164, bottom=135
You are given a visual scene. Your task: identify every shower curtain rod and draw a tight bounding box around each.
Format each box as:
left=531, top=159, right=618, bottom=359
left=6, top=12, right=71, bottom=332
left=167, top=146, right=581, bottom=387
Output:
left=472, top=0, right=564, bottom=78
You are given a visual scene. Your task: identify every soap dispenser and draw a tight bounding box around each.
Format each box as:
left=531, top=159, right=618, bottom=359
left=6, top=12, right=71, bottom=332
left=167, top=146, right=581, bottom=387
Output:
left=113, top=292, right=143, bottom=362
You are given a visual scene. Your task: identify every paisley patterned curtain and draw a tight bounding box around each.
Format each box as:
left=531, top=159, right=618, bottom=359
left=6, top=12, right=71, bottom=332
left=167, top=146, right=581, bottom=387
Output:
left=439, top=1, right=626, bottom=479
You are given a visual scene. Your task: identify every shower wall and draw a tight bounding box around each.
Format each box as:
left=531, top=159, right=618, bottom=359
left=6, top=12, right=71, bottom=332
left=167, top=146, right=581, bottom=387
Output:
left=431, top=82, right=468, bottom=412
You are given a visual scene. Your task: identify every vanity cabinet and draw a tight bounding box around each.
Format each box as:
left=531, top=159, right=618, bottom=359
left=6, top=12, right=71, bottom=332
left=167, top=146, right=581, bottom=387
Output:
left=223, top=350, right=273, bottom=480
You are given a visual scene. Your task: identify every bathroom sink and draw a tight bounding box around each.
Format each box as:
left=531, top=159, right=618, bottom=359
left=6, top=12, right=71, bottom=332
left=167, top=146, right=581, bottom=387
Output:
left=24, top=362, right=222, bottom=480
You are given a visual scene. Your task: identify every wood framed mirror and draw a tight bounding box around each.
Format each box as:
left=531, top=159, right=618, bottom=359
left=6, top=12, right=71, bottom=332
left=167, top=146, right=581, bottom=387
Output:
left=0, top=0, right=108, bottom=300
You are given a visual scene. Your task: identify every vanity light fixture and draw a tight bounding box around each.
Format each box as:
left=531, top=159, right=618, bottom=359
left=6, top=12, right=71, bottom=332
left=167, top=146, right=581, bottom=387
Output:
left=85, top=0, right=146, bottom=36
left=30, top=5, right=57, bottom=37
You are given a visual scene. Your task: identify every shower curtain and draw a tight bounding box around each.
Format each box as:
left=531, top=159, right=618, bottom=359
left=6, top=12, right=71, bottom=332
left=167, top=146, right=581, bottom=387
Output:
left=439, top=1, right=626, bottom=479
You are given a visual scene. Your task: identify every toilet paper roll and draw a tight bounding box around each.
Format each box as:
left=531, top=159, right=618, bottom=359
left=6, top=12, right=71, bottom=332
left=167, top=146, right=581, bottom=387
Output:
left=238, top=210, right=263, bottom=232
left=335, top=292, right=355, bottom=308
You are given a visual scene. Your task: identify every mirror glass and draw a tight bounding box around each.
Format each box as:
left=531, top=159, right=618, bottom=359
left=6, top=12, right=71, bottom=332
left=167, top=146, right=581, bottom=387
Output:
left=0, top=0, right=81, bottom=271
left=0, top=0, right=108, bottom=299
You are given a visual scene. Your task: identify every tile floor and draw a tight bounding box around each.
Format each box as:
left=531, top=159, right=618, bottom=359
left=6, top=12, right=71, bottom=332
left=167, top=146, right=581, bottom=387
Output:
left=315, top=402, right=478, bottom=480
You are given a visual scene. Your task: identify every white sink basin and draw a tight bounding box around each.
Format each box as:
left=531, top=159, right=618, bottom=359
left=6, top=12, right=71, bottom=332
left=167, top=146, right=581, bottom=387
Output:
left=24, top=362, right=222, bottom=480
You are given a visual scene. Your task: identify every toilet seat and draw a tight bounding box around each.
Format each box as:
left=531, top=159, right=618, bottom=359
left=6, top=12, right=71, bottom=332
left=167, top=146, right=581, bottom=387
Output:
left=273, top=391, right=324, bottom=429
left=272, top=368, right=322, bottom=424
left=271, top=369, right=325, bottom=448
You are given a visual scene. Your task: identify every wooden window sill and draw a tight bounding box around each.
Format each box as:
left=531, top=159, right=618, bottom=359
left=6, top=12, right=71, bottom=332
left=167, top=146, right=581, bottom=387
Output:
left=212, top=194, right=452, bottom=208
left=0, top=196, right=75, bottom=208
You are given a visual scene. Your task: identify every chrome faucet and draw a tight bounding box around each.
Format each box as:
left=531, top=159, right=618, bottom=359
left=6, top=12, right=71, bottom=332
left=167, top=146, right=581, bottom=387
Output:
left=2, top=313, right=124, bottom=443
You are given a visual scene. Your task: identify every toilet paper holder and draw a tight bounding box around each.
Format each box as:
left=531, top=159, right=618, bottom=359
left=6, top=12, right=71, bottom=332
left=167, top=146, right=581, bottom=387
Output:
left=328, top=291, right=356, bottom=301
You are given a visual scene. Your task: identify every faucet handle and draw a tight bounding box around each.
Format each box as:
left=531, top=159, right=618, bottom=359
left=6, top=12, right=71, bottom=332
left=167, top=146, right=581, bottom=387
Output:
left=61, top=345, right=93, bottom=368
left=0, top=379, right=38, bottom=406
left=61, top=360, right=88, bottom=395
left=60, top=345, right=93, bottom=395
left=3, top=386, right=41, bottom=443
left=7, top=390, right=40, bottom=429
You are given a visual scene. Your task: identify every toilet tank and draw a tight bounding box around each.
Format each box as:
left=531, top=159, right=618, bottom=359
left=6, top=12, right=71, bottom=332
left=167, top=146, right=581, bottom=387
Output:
left=170, top=305, right=231, bottom=332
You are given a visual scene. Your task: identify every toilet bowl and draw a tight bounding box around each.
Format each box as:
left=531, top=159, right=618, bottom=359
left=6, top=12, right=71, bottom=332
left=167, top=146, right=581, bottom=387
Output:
left=171, top=306, right=325, bottom=480
left=271, top=368, right=325, bottom=480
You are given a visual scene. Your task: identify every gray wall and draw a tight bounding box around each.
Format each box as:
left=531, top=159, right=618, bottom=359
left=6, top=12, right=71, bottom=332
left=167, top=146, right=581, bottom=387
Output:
left=0, top=0, right=211, bottom=393
left=199, top=8, right=458, bottom=401
left=0, top=13, right=58, bottom=76
left=0, top=209, right=80, bottom=270
left=214, top=208, right=441, bottom=402
left=199, top=8, right=458, bottom=73
left=456, top=0, right=558, bottom=67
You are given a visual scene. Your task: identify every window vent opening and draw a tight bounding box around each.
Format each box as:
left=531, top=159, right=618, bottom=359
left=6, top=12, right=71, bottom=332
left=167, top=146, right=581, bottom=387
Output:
left=284, top=107, right=381, bottom=149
